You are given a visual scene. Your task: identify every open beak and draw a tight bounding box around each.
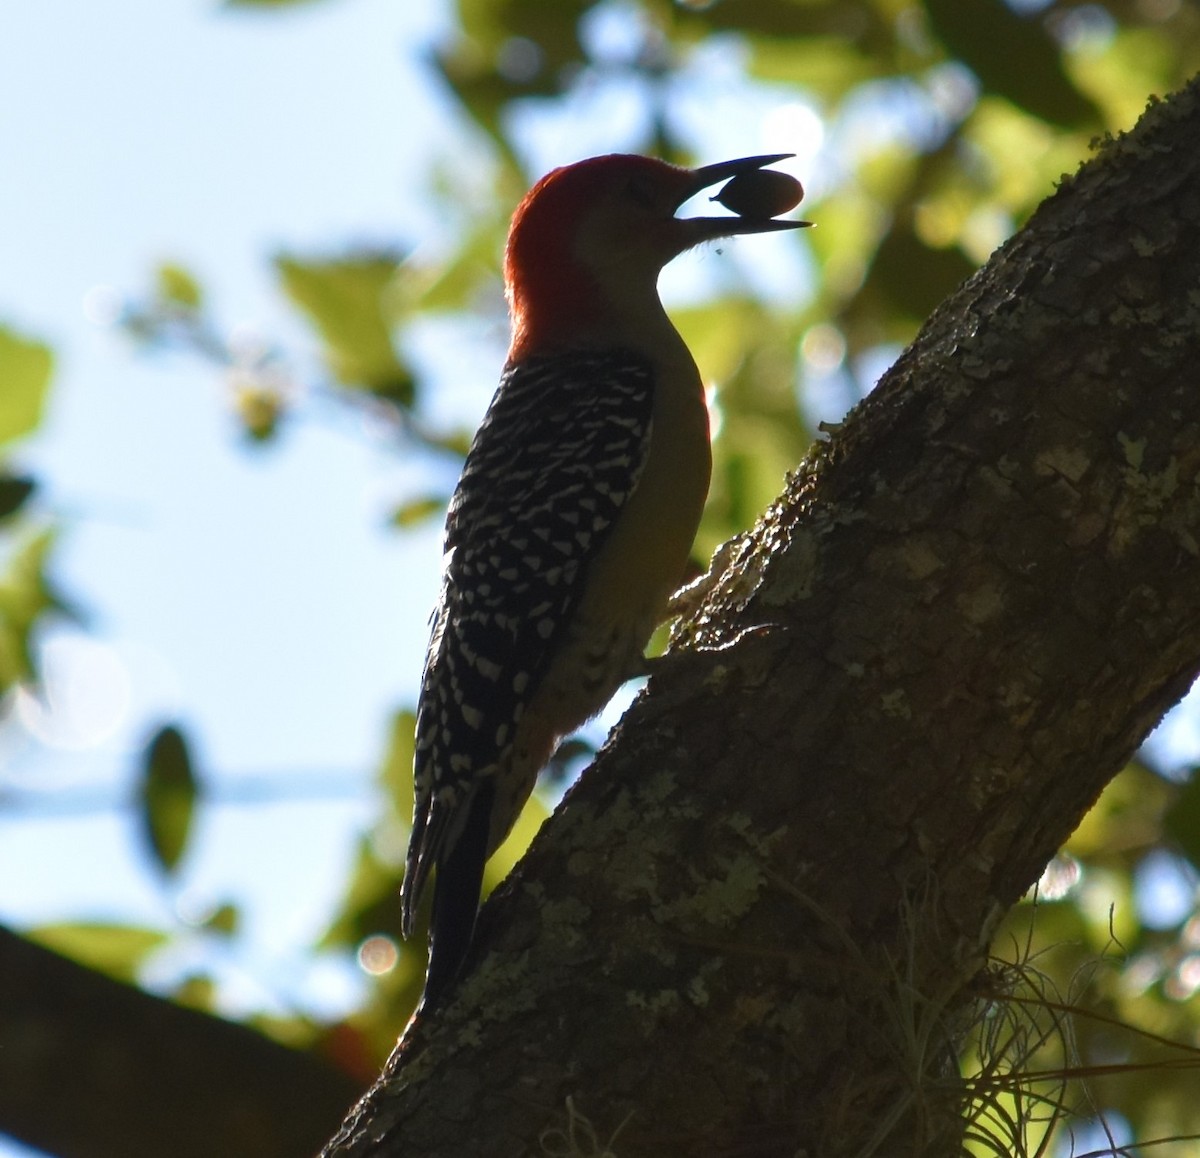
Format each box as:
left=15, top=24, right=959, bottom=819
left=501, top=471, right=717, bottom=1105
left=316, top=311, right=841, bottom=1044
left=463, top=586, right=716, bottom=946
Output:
left=676, top=153, right=812, bottom=240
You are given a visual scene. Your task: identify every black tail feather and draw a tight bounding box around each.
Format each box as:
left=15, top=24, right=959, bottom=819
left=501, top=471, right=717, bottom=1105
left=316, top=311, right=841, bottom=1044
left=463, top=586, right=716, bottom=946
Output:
left=420, top=780, right=494, bottom=1011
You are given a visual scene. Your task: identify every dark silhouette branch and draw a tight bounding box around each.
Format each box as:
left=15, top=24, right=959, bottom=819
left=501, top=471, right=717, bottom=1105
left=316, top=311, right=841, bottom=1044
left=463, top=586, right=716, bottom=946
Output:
left=0, top=926, right=362, bottom=1158
left=323, top=76, right=1200, bottom=1158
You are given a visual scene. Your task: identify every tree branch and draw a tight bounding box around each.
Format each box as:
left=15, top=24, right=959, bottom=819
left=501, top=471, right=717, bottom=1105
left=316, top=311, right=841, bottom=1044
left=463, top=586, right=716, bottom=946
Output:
left=0, top=926, right=361, bottom=1158
left=323, top=75, right=1200, bottom=1158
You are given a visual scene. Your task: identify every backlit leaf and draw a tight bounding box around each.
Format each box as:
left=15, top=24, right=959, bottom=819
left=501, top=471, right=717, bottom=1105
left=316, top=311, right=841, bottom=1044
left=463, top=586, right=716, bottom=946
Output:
left=32, top=923, right=168, bottom=984
left=138, top=724, right=200, bottom=876
left=0, top=325, right=53, bottom=446
left=0, top=526, right=60, bottom=690
left=276, top=251, right=416, bottom=404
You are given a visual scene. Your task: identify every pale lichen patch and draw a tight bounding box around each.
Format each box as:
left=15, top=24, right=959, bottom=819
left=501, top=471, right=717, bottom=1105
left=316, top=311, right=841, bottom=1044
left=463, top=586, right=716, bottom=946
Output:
left=1117, top=432, right=1147, bottom=470
left=1033, top=443, right=1091, bottom=483
left=686, top=966, right=717, bottom=1008
left=1125, top=456, right=1180, bottom=513
left=625, top=988, right=682, bottom=1016
left=956, top=582, right=1005, bottom=625
left=539, top=896, right=593, bottom=948
left=724, top=813, right=788, bottom=859
left=653, top=853, right=766, bottom=928
left=880, top=688, right=912, bottom=719
left=730, top=992, right=775, bottom=1029
left=897, top=537, right=945, bottom=581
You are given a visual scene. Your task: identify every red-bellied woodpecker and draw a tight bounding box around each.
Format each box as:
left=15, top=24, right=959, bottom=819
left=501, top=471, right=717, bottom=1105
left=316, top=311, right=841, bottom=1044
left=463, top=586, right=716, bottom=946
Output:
left=402, top=153, right=809, bottom=1009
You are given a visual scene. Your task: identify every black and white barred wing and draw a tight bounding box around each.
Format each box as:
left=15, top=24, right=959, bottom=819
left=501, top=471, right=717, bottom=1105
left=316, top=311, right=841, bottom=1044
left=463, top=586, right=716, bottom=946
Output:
left=401, top=350, right=655, bottom=932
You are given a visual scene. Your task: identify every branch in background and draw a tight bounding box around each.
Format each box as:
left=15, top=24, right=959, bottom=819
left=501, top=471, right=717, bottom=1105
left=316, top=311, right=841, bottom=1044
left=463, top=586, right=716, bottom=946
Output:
left=0, top=926, right=362, bottom=1158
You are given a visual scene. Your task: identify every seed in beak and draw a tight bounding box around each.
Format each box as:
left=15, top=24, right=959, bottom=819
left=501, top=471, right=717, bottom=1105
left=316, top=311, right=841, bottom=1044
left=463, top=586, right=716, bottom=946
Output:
left=712, top=169, right=805, bottom=221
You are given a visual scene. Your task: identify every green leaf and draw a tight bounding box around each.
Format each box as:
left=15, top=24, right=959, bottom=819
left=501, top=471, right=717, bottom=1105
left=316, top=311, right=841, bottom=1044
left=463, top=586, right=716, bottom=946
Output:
left=172, top=974, right=218, bottom=1011
left=422, top=427, right=474, bottom=460
left=0, top=325, right=54, bottom=446
left=1164, top=769, right=1200, bottom=873
left=1069, top=27, right=1178, bottom=131
left=138, top=724, right=200, bottom=875
left=201, top=902, right=240, bottom=937
left=748, top=37, right=877, bottom=98
left=431, top=44, right=565, bottom=155
left=0, top=473, right=36, bottom=520
left=863, top=220, right=979, bottom=328
left=389, top=494, right=447, bottom=529
left=275, top=251, right=415, bottom=404
left=231, top=381, right=284, bottom=444
left=1067, top=761, right=1168, bottom=860
left=450, top=0, right=587, bottom=97
left=320, top=835, right=404, bottom=948
left=412, top=226, right=503, bottom=313
left=0, top=525, right=60, bottom=690
left=483, top=784, right=549, bottom=899
left=32, top=922, right=168, bottom=983
left=155, top=262, right=203, bottom=309
left=924, top=0, right=1100, bottom=129
left=378, top=709, right=417, bottom=812
left=674, top=300, right=810, bottom=543
left=323, top=711, right=418, bottom=949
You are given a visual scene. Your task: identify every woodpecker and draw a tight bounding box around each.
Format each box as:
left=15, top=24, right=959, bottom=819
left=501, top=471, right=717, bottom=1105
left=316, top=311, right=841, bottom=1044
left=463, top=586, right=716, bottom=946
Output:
left=402, top=152, right=808, bottom=1009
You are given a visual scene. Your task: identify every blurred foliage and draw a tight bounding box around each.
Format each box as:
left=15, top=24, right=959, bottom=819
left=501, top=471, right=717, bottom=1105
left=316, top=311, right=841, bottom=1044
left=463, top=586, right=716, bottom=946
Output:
left=0, top=324, right=53, bottom=445
left=0, top=473, right=35, bottom=521
left=156, top=263, right=204, bottom=311
left=3, top=0, right=1200, bottom=1155
left=30, top=923, right=170, bottom=987
left=0, top=323, right=60, bottom=692
left=1166, top=770, right=1200, bottom=871
left=275, top=250, right=416, bottom=406
left=0, top=525, right=63, bottom=692
left=137, top=724, right=201, bottom=877
left=982, top=758, right=1200, bottom=1151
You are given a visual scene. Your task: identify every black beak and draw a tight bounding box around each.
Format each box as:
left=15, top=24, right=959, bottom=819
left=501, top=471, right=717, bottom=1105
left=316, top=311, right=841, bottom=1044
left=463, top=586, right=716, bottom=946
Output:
left=678, top=153, right=812, bottom=237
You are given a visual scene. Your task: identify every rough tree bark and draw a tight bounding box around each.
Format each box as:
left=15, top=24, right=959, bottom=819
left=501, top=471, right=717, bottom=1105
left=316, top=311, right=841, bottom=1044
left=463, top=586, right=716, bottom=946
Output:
left=323, top=75, right=1200, bottom=1158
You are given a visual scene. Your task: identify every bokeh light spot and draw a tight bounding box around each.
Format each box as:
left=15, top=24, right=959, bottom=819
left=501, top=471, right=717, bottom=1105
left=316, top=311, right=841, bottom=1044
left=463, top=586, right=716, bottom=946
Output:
left=358, top=934, right=399, bottom=975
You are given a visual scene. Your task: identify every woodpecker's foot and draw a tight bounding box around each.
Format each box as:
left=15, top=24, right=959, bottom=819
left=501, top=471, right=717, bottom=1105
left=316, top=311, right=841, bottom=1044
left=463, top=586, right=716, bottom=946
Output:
left=693, top=622, right=788, bottom=654
left=664, top=539, right=740, bottom=623
left=664, top=570, right=718, bottom=623
left=642, top=622, right=789, bottom=678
